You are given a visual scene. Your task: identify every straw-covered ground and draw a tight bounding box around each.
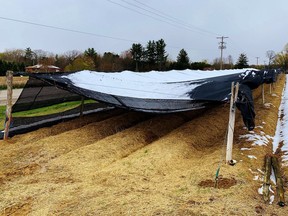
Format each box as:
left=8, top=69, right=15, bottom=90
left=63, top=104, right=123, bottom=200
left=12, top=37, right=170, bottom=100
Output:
left=0, top=76, right=28, bottom=89
left=0, top=75, right=287, bottom=215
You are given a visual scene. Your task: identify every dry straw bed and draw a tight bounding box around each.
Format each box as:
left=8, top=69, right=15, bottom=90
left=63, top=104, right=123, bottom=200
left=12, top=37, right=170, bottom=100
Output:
left=0, top=76, right=28, bottom=89
left=0, top=75, right=287, bottom=215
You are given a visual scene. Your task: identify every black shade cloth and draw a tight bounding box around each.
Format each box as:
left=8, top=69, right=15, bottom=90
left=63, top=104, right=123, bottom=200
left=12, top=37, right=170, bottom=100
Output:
left=0, top=69, right=280, bottom=138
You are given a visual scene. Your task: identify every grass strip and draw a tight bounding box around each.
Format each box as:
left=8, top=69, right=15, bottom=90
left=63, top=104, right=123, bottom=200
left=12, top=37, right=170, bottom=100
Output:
left=0, top=100, right=95, bottom=130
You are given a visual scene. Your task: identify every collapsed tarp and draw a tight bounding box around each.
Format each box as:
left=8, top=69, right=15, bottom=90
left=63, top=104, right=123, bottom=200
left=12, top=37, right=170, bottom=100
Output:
left=1, top=68, right=279, bottom=139
left=26, top=68, right=278, bottom=130
left=0, top=76, right=113, bottom=139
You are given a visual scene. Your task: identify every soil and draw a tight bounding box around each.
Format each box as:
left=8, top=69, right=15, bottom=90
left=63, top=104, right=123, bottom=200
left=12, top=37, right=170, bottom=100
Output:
left=0, top=75, right=287, bottom=215
left=198, top=177, right=237, bottom=189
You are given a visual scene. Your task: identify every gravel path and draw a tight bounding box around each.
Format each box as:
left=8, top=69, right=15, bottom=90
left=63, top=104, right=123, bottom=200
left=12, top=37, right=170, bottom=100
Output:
left=0, top=89, right=23, bottom=105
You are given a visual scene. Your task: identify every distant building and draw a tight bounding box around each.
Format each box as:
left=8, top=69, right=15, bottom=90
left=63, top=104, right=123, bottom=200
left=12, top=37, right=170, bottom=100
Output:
left=25, top=64, right=61, bottom=73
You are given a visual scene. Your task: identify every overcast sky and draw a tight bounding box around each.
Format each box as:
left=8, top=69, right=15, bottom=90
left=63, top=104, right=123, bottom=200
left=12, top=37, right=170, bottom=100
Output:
left=0, top=0, right=287, bottom=65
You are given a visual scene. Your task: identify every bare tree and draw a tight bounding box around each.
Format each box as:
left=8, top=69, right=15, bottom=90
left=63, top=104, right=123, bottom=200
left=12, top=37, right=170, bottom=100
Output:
left=64, top=50, right=82, bottom=64
left=213, top=57, right=221, bottom=69
left=227, top=55, right=233, bottom=68
left=275, top=51, right=288, bottom=70
left=284, top=43, right=288, bottom=53
left=34, top=49, right=53, bottom=65
left=1, top=49, right=25, bottom=63
left=266, top=50, right=276, bottom=67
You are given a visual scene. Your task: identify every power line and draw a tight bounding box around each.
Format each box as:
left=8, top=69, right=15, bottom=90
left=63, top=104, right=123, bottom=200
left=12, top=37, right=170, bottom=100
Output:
left=0, top=16, right=138, bottom=43
left=0, top=14, right=219, bottom=57
left=126, top=0, right=220, bottom=36
left=106, top=0, right=193, bottom=32
left=132, top=0, right=221, bottom=37
left=133, top=0, right=185, bottom=23
left=0, top=15, right=184, bottom=51
left=107, top=0, right=220, bottom=37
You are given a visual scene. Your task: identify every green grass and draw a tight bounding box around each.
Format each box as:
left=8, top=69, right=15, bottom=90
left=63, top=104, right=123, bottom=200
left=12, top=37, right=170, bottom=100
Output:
left=0, top=100, right=95, bottom=130
left=13, top=101, right=83, bottom=117
left=0, top=106, right=7, bottom=130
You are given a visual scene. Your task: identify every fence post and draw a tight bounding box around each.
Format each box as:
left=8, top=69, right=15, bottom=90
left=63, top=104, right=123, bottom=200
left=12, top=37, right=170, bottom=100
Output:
left=80, top=96, right=84, bottom=117
left=226, top=82, right=239, bottom=164
left=263, top=154, right=272, bottom=202
left=262, top=84, right=265, bottom=104
left=271, top=156, right=285, bottom=207
left=4, top=71, right=13, bottom=140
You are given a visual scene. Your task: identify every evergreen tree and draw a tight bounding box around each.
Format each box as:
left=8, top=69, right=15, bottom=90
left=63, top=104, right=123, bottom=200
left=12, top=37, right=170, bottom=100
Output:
left=84, top=48, right=97, bottom=59
left=190, top=61, right=211, bottom=70
left=130, top=43, right=144, bottom=71
left=145, top=40, right=156, bottom=66
left=0, top=60, right=5, bottom=75
left=84, top=48, right=98, bottom=69
left=12, top=62, right=19, bottom=71
left=155, top=39, right=167, bottom=70
left=0, top=59, right=26, bottom=74
left=176, top=49, right=190, bottom=70
left=25, top=47, right=34, bottom=65
left=235, top=53, right=249, bottom=69
left=19, top=62, right=26, bottom=71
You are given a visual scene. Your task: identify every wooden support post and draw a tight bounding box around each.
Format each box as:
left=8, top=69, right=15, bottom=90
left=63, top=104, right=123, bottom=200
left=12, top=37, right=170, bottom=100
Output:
left=226, top=82, right=239, bottom=164
left=271, top=156, right=285, bottom=207
left=4, top=71, right=13, bottom=140
left=269, top=83, right=272, bottom=94
left=80, top=97, right=84, bottom=117
left=262, top=84, right=265, bottom=104
left=263, top=154, right=272, bottom=202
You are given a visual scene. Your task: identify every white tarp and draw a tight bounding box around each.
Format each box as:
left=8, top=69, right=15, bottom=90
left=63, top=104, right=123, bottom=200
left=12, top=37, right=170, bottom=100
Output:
left=63, top=69, right=257, bottom=100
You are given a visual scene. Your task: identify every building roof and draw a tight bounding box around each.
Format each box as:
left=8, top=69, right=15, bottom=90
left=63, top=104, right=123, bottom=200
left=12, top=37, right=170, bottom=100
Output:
left=25, top=64, right=60, bottom=69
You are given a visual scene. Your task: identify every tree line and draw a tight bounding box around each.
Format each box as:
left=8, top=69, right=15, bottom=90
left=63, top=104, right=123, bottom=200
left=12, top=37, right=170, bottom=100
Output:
left=0, top=39, right=287, bottom=75
left=0, top=59, right=25, bottom=75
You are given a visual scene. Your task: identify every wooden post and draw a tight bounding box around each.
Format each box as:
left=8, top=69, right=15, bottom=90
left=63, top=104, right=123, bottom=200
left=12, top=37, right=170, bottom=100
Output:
left=269, top=83, right=272, bottom=94
left=271, top=156, right=285, bottom=207
left=262, top=84, right=265, bottom=104
left=263, top=154, right=272, bottom=202
left=4, top=71, right=13, bottom=140
left=226, top=82, right=239, bottom=163
left=80, top=97, right=84, bottom=117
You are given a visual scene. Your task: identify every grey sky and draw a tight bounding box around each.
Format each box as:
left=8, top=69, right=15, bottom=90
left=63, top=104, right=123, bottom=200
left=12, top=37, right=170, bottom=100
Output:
left=0, top=0, right=287, bottom=65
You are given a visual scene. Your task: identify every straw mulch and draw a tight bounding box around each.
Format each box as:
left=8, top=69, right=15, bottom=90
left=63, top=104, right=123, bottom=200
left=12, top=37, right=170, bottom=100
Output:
left=0, top=75, right=287, bottom=215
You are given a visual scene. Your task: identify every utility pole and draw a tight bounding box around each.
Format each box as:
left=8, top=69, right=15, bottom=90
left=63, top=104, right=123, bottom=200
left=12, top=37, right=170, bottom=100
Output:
left=256, top=57, right=260, bottom=67
left=217, top=36, right=228, bottom=70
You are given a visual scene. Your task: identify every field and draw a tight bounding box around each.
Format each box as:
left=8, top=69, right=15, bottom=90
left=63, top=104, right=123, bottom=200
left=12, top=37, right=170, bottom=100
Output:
left=0, top=76, right=28, bottom=90
left=0, top=75, right=287, bottom=215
